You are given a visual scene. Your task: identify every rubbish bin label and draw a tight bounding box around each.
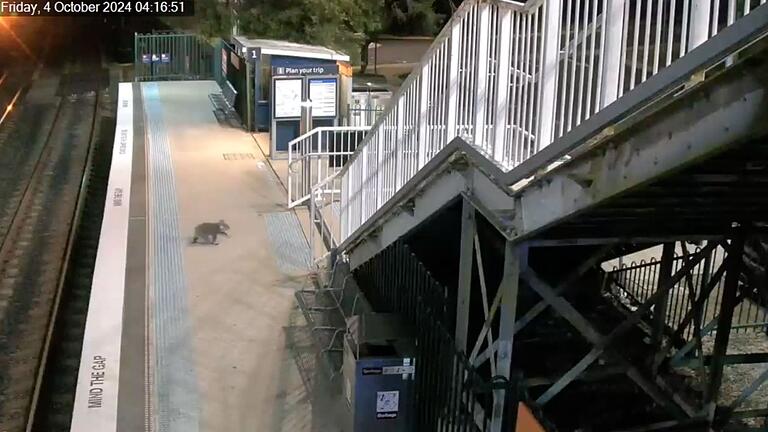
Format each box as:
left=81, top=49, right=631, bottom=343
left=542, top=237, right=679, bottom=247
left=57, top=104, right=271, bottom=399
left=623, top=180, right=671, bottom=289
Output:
left=376, top=390, right=399, bottom=419
left=382, top=365, right=414, bottom=375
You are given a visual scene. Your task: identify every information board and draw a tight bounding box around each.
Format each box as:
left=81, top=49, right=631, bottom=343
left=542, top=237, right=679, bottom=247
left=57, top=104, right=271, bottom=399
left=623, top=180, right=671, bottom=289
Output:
left=309, top=78, right=338, bottom=117
left=274, top=78, right=303, bottom=119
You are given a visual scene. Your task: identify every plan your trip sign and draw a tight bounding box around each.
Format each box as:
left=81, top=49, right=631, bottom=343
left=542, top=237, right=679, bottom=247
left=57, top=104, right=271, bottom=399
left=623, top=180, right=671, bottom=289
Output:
left=272, top=65, right=339, bottom=76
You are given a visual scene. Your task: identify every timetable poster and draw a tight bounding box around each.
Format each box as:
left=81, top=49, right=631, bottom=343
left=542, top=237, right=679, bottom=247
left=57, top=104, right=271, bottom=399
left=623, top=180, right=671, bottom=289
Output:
left=309, top=78, right=338, bottom=117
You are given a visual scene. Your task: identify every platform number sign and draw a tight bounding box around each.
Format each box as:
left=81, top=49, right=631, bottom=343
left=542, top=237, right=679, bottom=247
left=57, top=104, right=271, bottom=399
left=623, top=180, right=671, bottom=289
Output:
left=376, top=390, right=399, bottom=419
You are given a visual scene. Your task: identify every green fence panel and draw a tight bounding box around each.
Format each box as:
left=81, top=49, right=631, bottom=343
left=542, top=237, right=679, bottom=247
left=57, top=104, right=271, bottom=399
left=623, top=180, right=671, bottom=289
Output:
left=134, top=32, right=214, bottom=82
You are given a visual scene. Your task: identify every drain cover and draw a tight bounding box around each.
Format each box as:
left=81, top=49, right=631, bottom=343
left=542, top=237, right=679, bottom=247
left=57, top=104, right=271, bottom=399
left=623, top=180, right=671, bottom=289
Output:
left=222, top=153, right=255, bottom=161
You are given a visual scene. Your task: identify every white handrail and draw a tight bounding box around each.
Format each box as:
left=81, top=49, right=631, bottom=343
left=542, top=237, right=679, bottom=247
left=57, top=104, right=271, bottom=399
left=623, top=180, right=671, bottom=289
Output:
left=287, top=126, right=368, bottom=208
left=337, top=0, right=765, bottom=242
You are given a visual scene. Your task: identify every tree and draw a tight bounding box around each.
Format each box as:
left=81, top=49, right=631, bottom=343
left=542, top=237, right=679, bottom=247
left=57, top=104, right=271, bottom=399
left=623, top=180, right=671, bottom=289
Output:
left=345, top=0, right=442, bottom=73
left=197, top=0, right=231, bottom=38
left=234, top=0, right=442, bottom=70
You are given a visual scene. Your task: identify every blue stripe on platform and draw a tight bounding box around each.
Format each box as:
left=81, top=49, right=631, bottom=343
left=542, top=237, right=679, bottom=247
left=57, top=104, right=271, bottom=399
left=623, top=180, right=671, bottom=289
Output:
left=264, top=211, right=312, bottom=275
left=143, top=82, right=200, bottom=432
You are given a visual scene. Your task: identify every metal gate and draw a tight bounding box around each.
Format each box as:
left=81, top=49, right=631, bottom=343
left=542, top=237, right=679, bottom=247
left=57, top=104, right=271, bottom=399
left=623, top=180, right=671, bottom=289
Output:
left=134, top=32, right=213, bottom=82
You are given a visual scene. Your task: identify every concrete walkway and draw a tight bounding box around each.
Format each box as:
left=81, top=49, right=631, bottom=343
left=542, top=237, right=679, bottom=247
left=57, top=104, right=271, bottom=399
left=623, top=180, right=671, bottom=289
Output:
left=149, top=81, right=328, bottom=431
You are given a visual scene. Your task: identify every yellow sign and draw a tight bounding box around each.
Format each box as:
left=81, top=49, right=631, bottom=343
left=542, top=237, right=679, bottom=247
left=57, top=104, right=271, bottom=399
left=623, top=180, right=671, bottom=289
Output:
left=337, top=61, right=353, bottom=77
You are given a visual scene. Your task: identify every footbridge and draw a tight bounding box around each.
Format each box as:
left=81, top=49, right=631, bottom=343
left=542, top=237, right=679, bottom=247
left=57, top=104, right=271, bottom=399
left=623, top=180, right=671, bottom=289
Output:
left=291, top=1, right=768, bottom=430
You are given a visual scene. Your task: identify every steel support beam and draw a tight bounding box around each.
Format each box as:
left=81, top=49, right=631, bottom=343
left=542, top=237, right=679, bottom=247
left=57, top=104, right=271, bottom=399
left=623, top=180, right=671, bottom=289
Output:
left=474, top=232, right=497, bottom=375
left=651, top=243, right=675, bottom=370
left=531, top=243, right=716, bottom=406
left=456, top=197, right=476, bottom=352
left=659, top=259, right=727, bottom=368
left=514, top=244, right=614, bottom=334
left=706, top=230, right=746, bottom=418
left=716, top=367, right=768, bottom=427
left=490, top=241, right=523, bottom=431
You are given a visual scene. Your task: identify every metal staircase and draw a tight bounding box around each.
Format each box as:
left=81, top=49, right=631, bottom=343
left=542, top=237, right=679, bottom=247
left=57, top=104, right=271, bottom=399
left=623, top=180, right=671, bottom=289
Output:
left=290, top=1, right=768, bottom=430
left=335, top=0, right=768, bottom=247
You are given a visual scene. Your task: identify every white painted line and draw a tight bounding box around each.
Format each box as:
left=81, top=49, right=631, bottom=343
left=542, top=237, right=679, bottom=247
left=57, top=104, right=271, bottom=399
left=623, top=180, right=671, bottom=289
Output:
left=70, top=82, right=134, bottom=432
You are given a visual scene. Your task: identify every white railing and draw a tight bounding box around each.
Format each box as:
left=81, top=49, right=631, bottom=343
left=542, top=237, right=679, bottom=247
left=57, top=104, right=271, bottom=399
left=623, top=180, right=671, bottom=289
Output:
left=287, top=126, right=368, bottom=207
left=308, top=172, right=345, bottom=265
left=337, top=0, right=766, bottom=243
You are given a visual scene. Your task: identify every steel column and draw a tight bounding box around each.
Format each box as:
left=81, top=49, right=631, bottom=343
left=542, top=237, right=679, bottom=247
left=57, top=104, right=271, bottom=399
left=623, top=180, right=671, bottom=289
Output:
left=456, top=197, right=476, bottom=352
left=490, top=241, right=523, bottom=431
left=705, top=230, right=746, bottom=418
left=651, top=243, right=675, bottom=361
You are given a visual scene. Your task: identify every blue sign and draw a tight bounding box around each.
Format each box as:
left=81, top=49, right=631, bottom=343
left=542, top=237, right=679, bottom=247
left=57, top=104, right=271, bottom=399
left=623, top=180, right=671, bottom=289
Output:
left=151, top=54, right=160, bottom=63
left=141, top=54, right=151, bottom=64
left=246, top=47, right=259, bottom=62
left=273, top=65, right=338, bottom=76
left=161, top=53, right=171, bottom=63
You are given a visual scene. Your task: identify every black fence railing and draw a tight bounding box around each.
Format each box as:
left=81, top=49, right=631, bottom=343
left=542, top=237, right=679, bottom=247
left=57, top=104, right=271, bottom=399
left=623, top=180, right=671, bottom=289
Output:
left=605, top=245, right=768, bottom=343
left=134, top=32, right=214, bottom=82
left=354, top=240, right=519, bottom=431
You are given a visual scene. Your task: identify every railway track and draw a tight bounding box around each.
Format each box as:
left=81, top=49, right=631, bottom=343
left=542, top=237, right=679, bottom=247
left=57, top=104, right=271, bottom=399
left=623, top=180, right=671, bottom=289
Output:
left=31, top=87, right=116, bottom=431
left=0, top=50, right=109, bottom=431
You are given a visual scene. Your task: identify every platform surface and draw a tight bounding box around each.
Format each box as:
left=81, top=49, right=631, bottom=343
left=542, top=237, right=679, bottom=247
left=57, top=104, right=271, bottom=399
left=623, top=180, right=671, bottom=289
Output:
left=143, top=80, right=338, bottom=431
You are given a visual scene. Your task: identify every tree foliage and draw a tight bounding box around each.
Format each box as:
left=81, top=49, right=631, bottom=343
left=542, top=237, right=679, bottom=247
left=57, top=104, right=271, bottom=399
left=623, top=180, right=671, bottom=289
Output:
left=233, top=0, right=442, bottom=69
left=196, top=0, right=231, bottom=38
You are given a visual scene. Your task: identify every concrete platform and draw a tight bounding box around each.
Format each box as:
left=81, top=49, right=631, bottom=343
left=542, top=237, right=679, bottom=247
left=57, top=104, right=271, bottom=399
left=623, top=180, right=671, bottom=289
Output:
left=141, top=80, right=339, bottom=431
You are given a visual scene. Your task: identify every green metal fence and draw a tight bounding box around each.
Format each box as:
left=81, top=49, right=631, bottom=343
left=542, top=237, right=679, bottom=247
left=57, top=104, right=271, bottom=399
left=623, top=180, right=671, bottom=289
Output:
left=134, top=32, right=213, bottom=82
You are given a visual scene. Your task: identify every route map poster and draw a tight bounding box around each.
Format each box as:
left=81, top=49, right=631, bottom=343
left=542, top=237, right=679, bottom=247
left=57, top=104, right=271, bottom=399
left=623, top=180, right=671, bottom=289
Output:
left=274, top=78, right=303, bottom=119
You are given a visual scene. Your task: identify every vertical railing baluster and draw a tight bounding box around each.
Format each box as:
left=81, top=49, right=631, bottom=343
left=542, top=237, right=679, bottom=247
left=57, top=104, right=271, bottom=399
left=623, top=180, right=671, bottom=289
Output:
left=585, top=0, right=598, bottom=118
left=493, top=8, right=512, bottom=165
left=688, top=0, right=713, bottom=51
left=558, top=0, right=573, bottom=138
left=473, top=3, right=491, bottom=150
left=653, top=0, right=663, bottom=75
left=447, top=15, right=462, bottom=143
left=418, top=62, right=430, bottom=170
left=576, top=0, right=589, bottom=125
left=642, top=0, right=653, bottom=82
left=667, top=0, right=677, bottom=67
